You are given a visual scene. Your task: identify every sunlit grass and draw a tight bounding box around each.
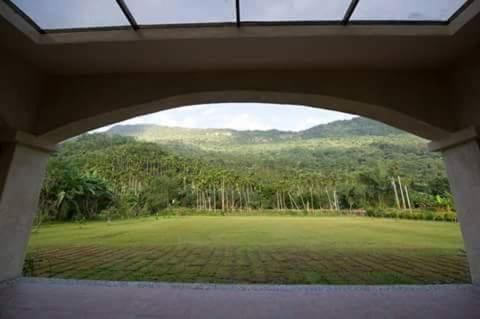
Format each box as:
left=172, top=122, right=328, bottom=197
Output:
left=25, top=216, right=469, bottom=284
left=29, top=216, right=464, bottom=254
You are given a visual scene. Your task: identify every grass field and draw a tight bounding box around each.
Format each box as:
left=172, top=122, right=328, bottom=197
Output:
left=25, top=216, right=470, bottom=285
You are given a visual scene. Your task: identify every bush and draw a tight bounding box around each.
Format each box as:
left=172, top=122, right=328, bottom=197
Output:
left=159, top=208, right=365, bottom=218
left=425, top=212, right=434, bottom=221
left=40, top=160, right=114, bottom=221
left=444, top=212, right=457, bottom=222
left=366, top=209, right=376, bottom=217
left=384, top=211, right=394, bottom=218
left=365, top=208, right=456, bottom=222
left=410, top=192, right=437, bottom=209
left=366, top=209, right=385, bottom=218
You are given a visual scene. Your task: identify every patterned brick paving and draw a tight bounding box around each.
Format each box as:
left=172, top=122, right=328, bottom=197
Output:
left=24, top=247, right=471, bottom=284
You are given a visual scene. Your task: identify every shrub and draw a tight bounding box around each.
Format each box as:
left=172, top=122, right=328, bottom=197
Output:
left=425, top=212, right=434, bottom=221
left=410, top=192, right=437, bottom=209
left=160, top=208, right=366, bottom=218
left=444, top=212, right=457, bottom=222
left=403, top=212, right=413, bottom=219
left=366, top=209, right=376, bottom=217
left=120, top=207, right=457, bottom=222
left=40, top=160, right=114, bottom=221
left=366, top=208, right=457, bottom=222
left=374, top=210, right=385, bottom=218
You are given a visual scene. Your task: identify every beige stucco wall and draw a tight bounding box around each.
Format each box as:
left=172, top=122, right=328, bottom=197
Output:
left=452, top=44, right=480, bottom=129
left=0, top=31, right=478, bottom=144
left=0, top=48, right=45, bottom=134
left=35, top=69, right=454, bottom=142
left=0, top=143, right=49, bottom=281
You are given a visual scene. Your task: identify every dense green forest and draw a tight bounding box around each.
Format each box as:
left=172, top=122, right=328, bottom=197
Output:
left=38, top=117, right=453, bottom=222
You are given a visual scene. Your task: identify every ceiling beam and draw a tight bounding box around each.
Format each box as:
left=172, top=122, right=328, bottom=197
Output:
left=115, top=0, right=139, bottom=30
left=2, top=0, right=44, bottom=34
left=235, top=0, right=241, bottom=27
left=343, top=0, right=360, bottom=25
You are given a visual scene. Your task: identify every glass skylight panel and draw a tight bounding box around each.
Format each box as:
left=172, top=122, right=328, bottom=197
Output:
left=124, top=0, right=236, bottom=25
left=241, top=0, right=352, bottom=22
left=10, top=0, right=130, bottom=30
left=351, top=0, right=467, bottom=22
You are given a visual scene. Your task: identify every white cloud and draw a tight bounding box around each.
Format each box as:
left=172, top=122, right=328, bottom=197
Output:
left=94, top=103, right=356, bottom=133
left=224, top=113, right=272, bottom=131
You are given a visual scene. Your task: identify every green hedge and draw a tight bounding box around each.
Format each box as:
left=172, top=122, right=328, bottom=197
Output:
left=99, top=207, right=456, bottom=222
left=365, top=208, right=457, bottom=222
left=152, top=208, right=366, bottom=218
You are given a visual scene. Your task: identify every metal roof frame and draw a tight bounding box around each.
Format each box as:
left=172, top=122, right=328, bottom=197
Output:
left=1, top=0, right=474, bottom=34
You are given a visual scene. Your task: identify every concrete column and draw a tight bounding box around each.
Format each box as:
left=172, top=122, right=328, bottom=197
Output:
left=429, top=127, right=480, bottom=284
left=0, top=132, right=54, bottom=281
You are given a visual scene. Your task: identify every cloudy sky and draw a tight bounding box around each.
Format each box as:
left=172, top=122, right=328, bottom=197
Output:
left=96, top=103, right=356, bottom=132
left=13, top=0, right=466, bottom=29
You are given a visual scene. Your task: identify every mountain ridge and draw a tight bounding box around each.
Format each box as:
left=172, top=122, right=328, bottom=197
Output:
left=105, top=117, right=408, bottom=145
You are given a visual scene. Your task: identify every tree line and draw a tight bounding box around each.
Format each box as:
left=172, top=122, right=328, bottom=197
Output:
left=37, top=133, right=453, bottom=222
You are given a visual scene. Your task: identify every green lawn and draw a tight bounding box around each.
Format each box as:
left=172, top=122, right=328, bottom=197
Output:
left=25, top=216, right=470, bottom=284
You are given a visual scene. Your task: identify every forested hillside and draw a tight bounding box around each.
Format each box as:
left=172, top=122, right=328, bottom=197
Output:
left=106, top=117, right=400, bottom=145
left=38, top=117, right=453, bottom=221
left=105, top=117, right=444, bottom=183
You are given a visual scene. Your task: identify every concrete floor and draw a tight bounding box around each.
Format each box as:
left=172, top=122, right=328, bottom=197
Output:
left=1, top=278, right=480, bottom=319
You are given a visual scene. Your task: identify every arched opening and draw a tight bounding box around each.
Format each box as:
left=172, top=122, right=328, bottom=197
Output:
left=24, top=102, right=469, bottom=285
left=40, top=90, right=450, bottom=143
left=1, top=0, right=480, bottom=315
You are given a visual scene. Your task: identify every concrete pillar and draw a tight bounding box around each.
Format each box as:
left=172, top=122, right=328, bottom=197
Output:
left=429, top=127, right=480, bottom=284
left=0, top=132, right=54, bottom=282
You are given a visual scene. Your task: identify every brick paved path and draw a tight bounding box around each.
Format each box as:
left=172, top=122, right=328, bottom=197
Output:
left=24, top=246, right=470, bottom=284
